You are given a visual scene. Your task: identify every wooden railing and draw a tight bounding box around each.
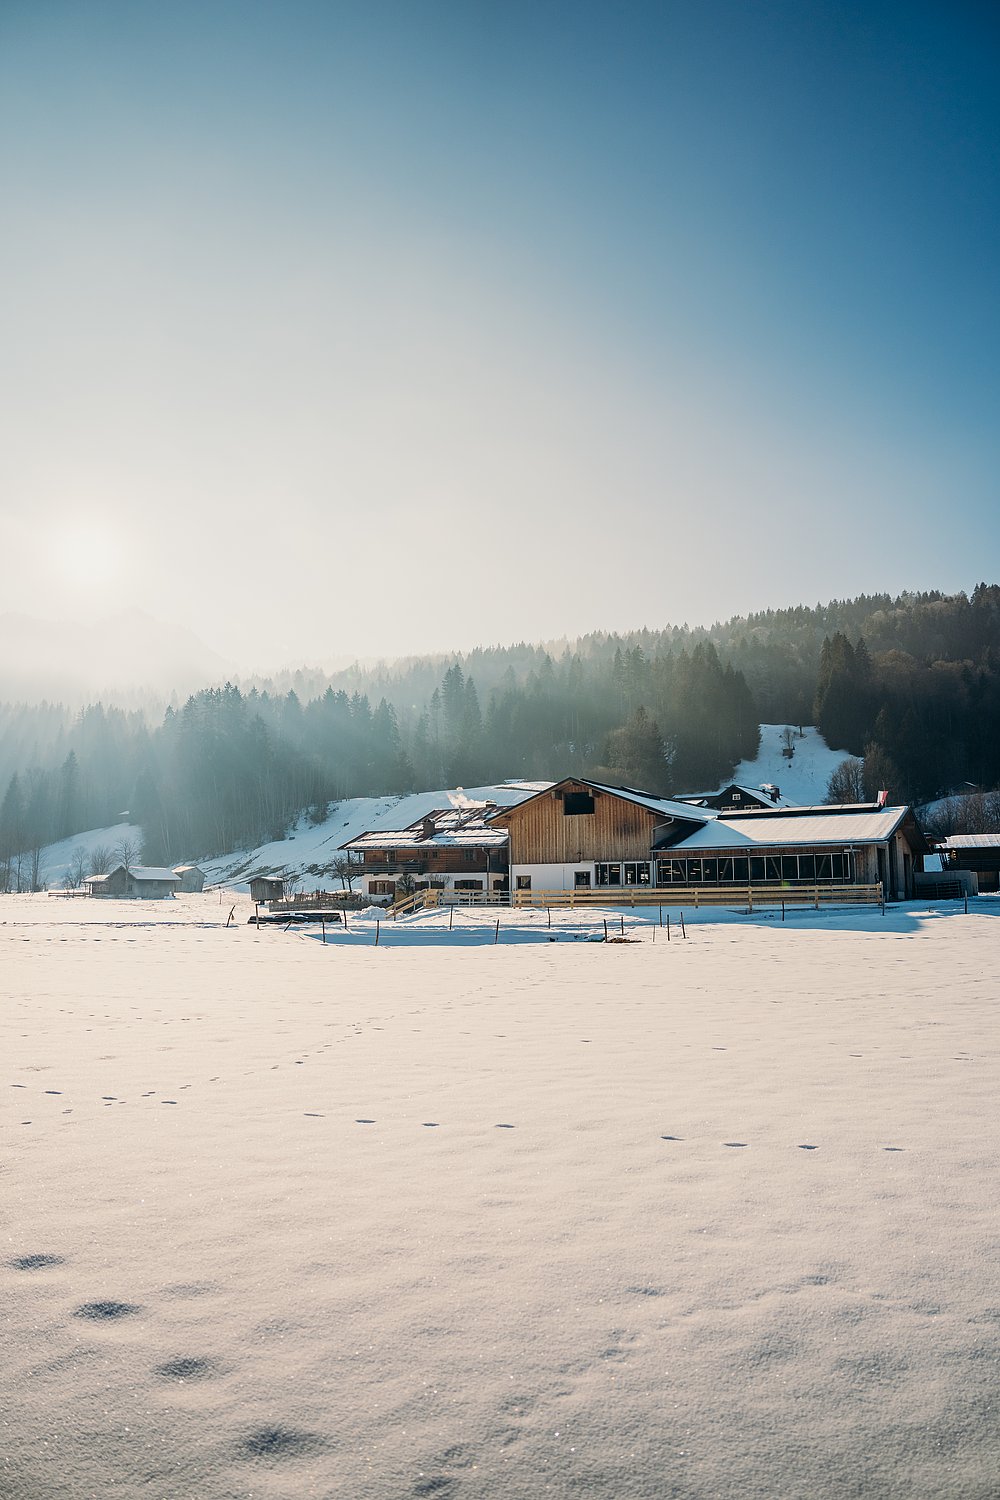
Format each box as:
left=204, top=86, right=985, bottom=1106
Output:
left=389, top=883, right=883, bottom=915
left=512, top=884, right=883, bottom=911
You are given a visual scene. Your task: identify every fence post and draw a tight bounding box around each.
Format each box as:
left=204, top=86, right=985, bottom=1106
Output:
left=494, top=917, right=500, bottom=945
left=781, top=899, right=785, bottom=922
left=603, top=918, right=608, bottom=942
left=321, top=917, right=326, bottom=944
left=694, top=887, right=699, bottom=909
left=666, top=913, right=670, bottom=941
left=547, top=907, right=551, bottom=928
left=748, top=887, right=753, bottom=913
left=449, top=904, right=454, bottom=931
left=254, top=901, right=259, bottom=930
left=814, top=886, right=819, bottom=911
left=620, top=913, right=625, bottom=936
left=374, top=919, right=380, bottom=946
left=680, top=911, right=686, bottom=939
left=964, top=891, right=968, bottom=915
left=659, top=904, right=663, bottom=928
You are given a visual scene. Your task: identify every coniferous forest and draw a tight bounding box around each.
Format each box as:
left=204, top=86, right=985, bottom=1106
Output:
left=2, top=585, right=999, bottom=881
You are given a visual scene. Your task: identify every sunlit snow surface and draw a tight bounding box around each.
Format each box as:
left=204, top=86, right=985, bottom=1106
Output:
left=3, top=893, right=999, bottom=1498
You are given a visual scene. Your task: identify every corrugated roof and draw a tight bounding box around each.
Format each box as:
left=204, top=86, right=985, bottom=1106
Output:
left=343, top=828, right=509, bottom=851
left=671, top=807, right=911, bottom=850
left=939, top=833, right=1000, bottom=849
left=584, top=783, right=715, bottom=822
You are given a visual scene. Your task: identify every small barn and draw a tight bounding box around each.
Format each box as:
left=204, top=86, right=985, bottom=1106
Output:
left=249, top=875, right=285, bottom=903
left=86, top=865, right=180, bottom=899
left=172, top=864, right=206, bottom=893
left=938, top=833, right=1000, bottom=892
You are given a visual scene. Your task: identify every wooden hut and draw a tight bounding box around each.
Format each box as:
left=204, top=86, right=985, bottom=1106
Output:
left=86, top=865, right=180, bottom=899
left=172, top=865, right=206, bottom=893
left=249, top=875, right=285, bottom=903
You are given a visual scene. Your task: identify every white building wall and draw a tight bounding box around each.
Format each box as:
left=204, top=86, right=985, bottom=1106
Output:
left=511, top=862, right=595, bottom=892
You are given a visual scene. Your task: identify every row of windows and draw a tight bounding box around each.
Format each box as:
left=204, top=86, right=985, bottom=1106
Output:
left=658, top=852, right=856, bottom=883
left=589, top=852, right=858, bottom=886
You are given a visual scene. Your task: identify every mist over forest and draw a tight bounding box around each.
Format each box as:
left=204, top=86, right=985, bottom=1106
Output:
left=2, top=584, right=999, bottom=879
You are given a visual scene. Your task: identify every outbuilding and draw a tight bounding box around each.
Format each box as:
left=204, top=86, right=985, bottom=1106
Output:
left=249, top=875, right=285, bottom=903
left=172, top=864, right=206, bottom=893
left=86, top=865, right=181, bottom=899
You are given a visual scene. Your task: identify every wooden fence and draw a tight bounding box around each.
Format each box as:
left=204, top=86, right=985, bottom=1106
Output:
left=390, top=884, right=883, bottom=916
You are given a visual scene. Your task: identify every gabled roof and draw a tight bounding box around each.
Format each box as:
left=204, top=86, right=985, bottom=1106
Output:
left=486, top=778, right=715, bottom=826
left=939, top=833, right=1000, bottom=849
left=131, top=866, right=181, bottom=881
left=172, top=864, right=204, bottom=874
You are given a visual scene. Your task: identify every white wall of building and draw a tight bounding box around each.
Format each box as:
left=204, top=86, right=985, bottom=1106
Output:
left=511, top=862, right=595, bottom=892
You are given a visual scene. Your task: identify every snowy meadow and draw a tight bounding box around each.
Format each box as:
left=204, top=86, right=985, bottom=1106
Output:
left=2, top=895, right=998, bottom=1498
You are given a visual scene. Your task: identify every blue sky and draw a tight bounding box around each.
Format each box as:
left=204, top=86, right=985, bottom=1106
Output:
left=1, top=1, right=997, bottom=666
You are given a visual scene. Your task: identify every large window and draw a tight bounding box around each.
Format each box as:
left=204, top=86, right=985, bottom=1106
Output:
left=564, top=792, right=595, bottom=816
left=596, top=862, right=650, bottom=886
left=654, top=849, right=857, bottom=885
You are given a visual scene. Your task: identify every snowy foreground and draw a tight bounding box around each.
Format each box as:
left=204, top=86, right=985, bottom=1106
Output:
left=2, top=896, right=999, bottom=1499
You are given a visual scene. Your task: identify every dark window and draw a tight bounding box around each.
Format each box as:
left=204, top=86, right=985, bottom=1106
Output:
left=516, top=875, right=532, bottom=890
left=563, top=792, right=595, bottom=816
left=781, top=856, right=798, bottom=881
left=816, top=854, right=833, bottom=880
left=749, top=856, right=765, bottom=882
left=454, top=879, right=483, bottom=890
left=575, top=870, right=592, bottom=888
left=733, top=857, right=749, bottom=883
left=798, top=855, right=816, bottom=881
left=687, top=859, right=703, bottom=883
left=702, top=859, right=718, bottom=883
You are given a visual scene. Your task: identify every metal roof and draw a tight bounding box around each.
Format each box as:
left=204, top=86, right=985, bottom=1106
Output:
left=671, top=807, right=912, bottom=850
left=488, top=779, right=713, bottom=827
left=939, top=833, right=1000, bottom=849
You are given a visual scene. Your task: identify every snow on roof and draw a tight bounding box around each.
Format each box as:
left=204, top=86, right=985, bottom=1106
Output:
left=939, top=833, right=1000, bottom=849
left=489, top=780, right=714, bottom=826
left=172, top=864, right=203, bottom=873
left=670, top=807, right=912, bottom=850
left=131, top=866, right=181, bottom=881
left=344, top=827, right=509, bottom=851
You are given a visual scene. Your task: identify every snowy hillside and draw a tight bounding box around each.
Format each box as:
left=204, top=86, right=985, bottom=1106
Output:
left=39, top=823, right=139, bottom=889
left=726, top=724, right=846, bottom=806
left=200, top=782, right=551, bottom=892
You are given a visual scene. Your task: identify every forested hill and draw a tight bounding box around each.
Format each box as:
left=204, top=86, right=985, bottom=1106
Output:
left=1, top=584, right=999, bottom=877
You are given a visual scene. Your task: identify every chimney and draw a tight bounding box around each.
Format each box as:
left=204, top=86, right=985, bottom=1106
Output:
left=421, top=816, right=435, bottom=840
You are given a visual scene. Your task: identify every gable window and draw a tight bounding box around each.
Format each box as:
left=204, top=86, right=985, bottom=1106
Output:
left=563, top=791, right=595, bottom=816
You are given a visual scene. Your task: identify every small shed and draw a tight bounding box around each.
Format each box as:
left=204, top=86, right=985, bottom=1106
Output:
left=172, top=864, right=206, bottom=893
left=86, top=865, right=180, bottom=899
left=249, top=875, right=285, bottom=903
left=938, top=833, right=1000, bottom=892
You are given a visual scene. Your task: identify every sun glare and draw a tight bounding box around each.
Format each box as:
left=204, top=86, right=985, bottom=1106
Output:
left=52, top=523, right=126, bottom=590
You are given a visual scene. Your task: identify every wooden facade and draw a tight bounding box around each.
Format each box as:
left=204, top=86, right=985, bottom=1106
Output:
left=489, top=781, right=700, bottom=865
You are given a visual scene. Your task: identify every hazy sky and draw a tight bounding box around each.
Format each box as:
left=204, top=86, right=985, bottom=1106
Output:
left=2, top=1, right=997, bottom=670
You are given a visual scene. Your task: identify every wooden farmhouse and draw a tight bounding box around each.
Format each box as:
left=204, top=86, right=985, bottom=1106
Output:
left=487, top=779, right=929, bottom=900
left=86, top=865, right=180, bottom=899
left=341, top=804, right=511, bottom=900
left=672, top=783, right=789, bottom=812
left=172, top=864, right=206, bottom=893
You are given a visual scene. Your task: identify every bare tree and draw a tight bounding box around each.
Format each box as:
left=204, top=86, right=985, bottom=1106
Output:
left=89, top=845, right=113, bottom=876
left=329, top=854, right=356, bottom=893
left=826, top=757, right=865, bottom=804
left=781, top=726, right=796, bottom=753
left=114, top=835, right=142, bottom=874
left=66, top=847, right=89, bottom=889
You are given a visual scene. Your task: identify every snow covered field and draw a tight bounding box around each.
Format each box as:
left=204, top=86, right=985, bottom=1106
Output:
left=3, top=895, right=998, bottom=1498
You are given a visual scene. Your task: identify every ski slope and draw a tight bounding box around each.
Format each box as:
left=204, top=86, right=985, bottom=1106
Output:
left=728, top=724, right=847, bottom=806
